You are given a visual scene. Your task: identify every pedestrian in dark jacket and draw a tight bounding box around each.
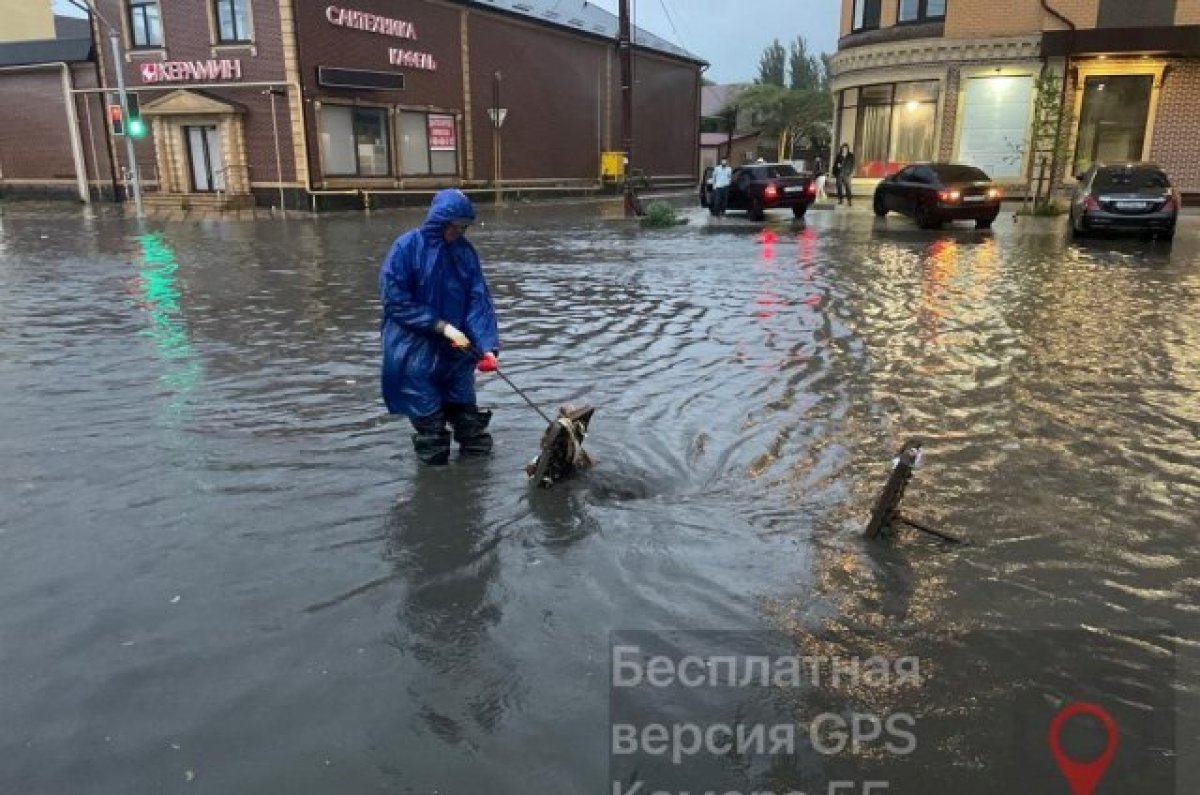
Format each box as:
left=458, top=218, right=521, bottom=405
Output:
left=379, top=189, right=501, bottom=465
left=833, top=144, right=856, bottom=207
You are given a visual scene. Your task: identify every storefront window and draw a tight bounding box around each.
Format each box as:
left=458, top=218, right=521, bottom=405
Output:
left=957, top=75, right=1033, bottom=179
left=128, top=0, right=163, bottom=48
left=399, top=112, right=459, bottom=176
left=321, top=106, right=390, bottom=177
left=1073, top=75, right=1154, bottom=175
left=839, top=81, right=939, bottom=177
left=838, top=88, right=859, bottom=151
left=215, top=0, right=252, bottom=43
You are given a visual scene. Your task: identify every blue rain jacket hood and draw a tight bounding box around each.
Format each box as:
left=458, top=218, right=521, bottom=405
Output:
left=379, top=189, right=500, bottom=418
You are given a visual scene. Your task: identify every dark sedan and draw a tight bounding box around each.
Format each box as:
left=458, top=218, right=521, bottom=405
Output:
left=1070, top=163, right=1178, bottom=241
left=873, top=163, right=1003, bottom=229
left=701, top=163, right=816, bottom=221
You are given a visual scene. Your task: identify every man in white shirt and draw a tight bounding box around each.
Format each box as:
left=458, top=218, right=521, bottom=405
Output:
left=712, top=159, right=733, bottom=218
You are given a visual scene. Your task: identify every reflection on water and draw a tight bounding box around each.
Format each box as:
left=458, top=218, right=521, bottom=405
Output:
left=0, top=204, right=1197, bottom=793
left=132, top=232, right=203, bottom=421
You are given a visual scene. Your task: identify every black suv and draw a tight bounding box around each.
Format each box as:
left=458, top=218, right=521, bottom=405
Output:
left=700, top=163, right=816, bottom=221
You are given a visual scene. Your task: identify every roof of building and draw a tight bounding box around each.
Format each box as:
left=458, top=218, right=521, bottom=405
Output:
left=462, top=0, right=704, bottom=63
left=700, top=83, right=749, bottom=116
left=0, top=13, right=95, bottom=68
left=54, top=14, right=92, bottom=40
left=700, top=131, right=758, bottom=147
left=0, top=36, right=93, bottom=68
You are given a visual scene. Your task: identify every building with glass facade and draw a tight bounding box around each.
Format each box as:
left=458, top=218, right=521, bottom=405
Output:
left=831, top=0, right=1200, bottom=196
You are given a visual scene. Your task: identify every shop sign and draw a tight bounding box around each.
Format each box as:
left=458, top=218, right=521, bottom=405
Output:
left=326, top=5, right=418, bottom=40
left=141, top=59, right=243, bottom=84
left=388, top=48, right=437, bottom=71
left=428, top=115, right=456, bottom=150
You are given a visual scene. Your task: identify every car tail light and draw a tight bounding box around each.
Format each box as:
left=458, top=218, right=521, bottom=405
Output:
left=1082, top=195, right=1100, bottom=212
left=1163, top=193, right=1179, bottom=212
left=806, top=182, right=817, bottom=195
left=764, top=184, right=779, bottom=199
left=987, top=188, right=1002, bottom=200
left=938, top=190, right=961, bottom=203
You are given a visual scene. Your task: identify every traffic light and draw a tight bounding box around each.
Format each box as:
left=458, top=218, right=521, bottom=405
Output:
left=107, top=100, right=125, bottom=136
left=126, top=93, right=146, bottom=138
left=107, top=93, right=146, bottom=138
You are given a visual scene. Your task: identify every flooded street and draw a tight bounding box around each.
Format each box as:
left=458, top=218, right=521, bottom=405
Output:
left=2, top=199, right=1198, bottom=792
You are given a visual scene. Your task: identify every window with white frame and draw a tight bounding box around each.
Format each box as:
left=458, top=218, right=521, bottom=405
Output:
left=398, top=112, right=459, bottom=176
left=320, top=106, right=391, bottom=177
left=214, top=0, right=252, bottom=43
left=128, top=0, right=162, bottom=48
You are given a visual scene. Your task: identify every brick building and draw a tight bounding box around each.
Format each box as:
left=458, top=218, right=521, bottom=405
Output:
left=830, top=0, right=1200, bottom=196
left=1, top=0, right=703, bottom=210
left=0, top=7, right=116, bottom=202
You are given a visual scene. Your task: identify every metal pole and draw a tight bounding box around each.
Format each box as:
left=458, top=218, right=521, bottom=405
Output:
left=107, top=30, right=143, bottom=217
left=267, top=88, right=285, bottom=214
left=59, top=65, right=89, bottom=203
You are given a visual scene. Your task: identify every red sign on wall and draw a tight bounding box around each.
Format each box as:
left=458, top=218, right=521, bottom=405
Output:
left=428, top=115, right=456, bottom=151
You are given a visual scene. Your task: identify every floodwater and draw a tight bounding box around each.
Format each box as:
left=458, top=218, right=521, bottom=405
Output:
left=1, top=198, right=1198, bottom=793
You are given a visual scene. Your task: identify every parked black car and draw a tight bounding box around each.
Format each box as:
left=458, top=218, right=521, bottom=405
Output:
left=700, top=163, right=816, bottom=220
left=873, top=163, right=1003, bottom=229
left=1070, top=162, right=1178, bottom=241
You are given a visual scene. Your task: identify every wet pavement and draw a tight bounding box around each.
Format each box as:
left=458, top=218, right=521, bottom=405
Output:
left=1, top=198, right=1198, bottom=793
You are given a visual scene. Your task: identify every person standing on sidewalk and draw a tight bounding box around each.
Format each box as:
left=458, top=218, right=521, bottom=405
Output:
left=379, top=189, right=501, bottom=466
left=833, top=144, right=856, bottom=207
left=712, top=158, right=733, bottom=217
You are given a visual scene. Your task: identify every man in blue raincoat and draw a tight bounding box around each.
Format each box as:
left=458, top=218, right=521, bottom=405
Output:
left=380, top=189, right=500, bottom=465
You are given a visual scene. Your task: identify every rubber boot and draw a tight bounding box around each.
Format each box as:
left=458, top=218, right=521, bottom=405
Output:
left=410, top=412, right=451, bottom=466
left=445, top=404, right=494, bottom=457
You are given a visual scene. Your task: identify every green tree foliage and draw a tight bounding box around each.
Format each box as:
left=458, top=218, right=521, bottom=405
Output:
left=757, top=39, right=787, bottom=87
left=738, top=37, right=834, bottom=161
left=788, top=37, right=820, bottom=91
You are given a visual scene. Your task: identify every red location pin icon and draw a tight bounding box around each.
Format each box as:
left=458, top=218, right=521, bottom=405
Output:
left=1048, top=702, right=1119, bottom=795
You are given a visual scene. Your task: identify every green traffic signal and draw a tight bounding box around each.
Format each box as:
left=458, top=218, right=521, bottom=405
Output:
left=128, top=118, right=147, bottom=138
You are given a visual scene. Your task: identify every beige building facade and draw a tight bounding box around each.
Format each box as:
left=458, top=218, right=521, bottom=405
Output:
left=831, top=0, right=1200, bottom=195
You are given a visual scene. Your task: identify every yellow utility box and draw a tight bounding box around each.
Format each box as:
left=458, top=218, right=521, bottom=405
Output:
left=600, top=151, right=626, bottom=180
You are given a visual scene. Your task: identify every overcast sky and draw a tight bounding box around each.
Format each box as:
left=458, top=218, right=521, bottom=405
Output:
left=53, top=0, right=842, bottom=85
left=589, top=0, right=841, bottom=83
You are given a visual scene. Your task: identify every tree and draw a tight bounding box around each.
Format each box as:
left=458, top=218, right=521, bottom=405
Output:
left=757, top=40, right=786, bottom=87
left=737, top=37, right=834, bottom=161
left=735, top=82, right=833, bottom=162
left=788, top=37, right=819, bottom=92
left=1025, top=70, right=1075, bottom=212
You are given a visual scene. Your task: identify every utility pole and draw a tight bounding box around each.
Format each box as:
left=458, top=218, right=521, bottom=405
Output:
left=618, top=0, right=635, bottom=216
left=72, top=0, right=143, bottom=216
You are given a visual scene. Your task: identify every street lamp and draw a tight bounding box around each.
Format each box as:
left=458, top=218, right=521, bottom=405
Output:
left=491, top=71, right=505, bottom=206
left=70, top=0, right=143, bottom=217
left=263, top=88, right=286, bottom=215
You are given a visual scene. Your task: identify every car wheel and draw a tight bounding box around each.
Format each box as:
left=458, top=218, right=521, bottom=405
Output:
left=749, top=199, right=765, bottom=222
left=915, top=202, right=941, bottom=230
left=792, top=203, right=808, bottom=219
left=873, top=193, right=888, bottom=217
left=976, top=213, right=997, bottom=230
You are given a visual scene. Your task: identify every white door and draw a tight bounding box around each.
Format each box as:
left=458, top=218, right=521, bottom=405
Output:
left=185, top=125, right=225, bottom=192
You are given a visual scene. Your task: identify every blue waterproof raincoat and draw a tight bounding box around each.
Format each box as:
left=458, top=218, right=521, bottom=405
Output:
left=379, top=190, right=500, bottom=418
